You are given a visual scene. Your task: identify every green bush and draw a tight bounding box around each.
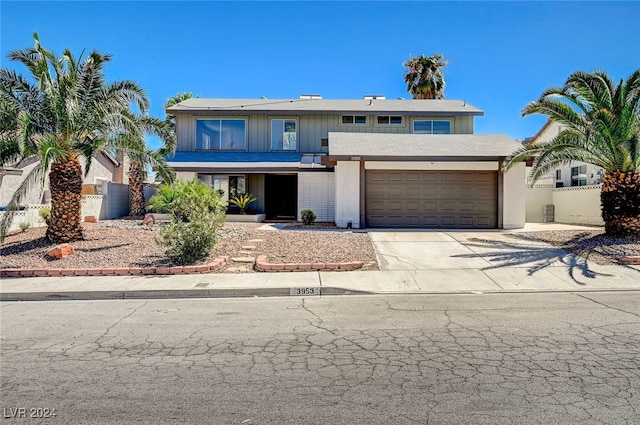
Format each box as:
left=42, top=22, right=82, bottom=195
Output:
left=19, top=222, right=31, bottom=232
left=301, top=209, right=317, bottom=225
left=149, top=179, right=226, bottom=265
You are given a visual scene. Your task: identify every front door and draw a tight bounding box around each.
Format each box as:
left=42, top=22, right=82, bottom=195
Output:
left=265, top=174, right=298, bottom=220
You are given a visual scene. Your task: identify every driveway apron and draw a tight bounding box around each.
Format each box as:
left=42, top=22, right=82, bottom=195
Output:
left=367, top=229, right=640, bottom=291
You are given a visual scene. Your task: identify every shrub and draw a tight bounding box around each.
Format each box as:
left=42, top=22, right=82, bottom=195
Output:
left=39, top=207, right=51, bottom=225
left=228, top=192, right=257, bottom=214
left=301, top=209, right=317, bottom=225
left=19, top=222, right=31, bottom=232
left=149, top=179, right=226, bottom=265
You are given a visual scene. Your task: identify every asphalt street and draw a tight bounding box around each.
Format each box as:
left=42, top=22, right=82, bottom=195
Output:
left=1, top=292, right=639, bottom=424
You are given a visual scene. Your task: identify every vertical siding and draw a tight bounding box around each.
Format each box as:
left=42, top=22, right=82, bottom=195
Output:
left=176, top=112, right=476, bottom=154
left=177, top=114, right=194, bottom=151
left=247, top=174, right=265, bottom=213
left=297, top=172, right=335, bottom=222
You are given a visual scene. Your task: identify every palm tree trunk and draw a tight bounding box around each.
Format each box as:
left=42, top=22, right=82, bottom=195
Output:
left=46, top=158, right=84, bottom=242
left=601, top=170, right=640, bottom=237
left=129, top=161, right=146, bottom=216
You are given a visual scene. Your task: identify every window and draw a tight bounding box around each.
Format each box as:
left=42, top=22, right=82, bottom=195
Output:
left=196, top=119, right=246, bottom=150
left=413, top=120, right=451, bottom=134
left=341, top=115, right=367, bottom=124
left=271, top=119, right=297, bottom=151
left=377, top=116, right=402, bottom=125
left=229, top=175, right=246, bottom=197
left=571, top=165, right=587, bottom=186
left=555, top=169, right=562, bottom=180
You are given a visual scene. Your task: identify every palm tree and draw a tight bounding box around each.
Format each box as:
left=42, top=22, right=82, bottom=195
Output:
left=403, top=54, right=448, bottom=99
left=119, top=116, right=176, bottom=216
left=0, top=33, right=161, bottom=242
left=504, top=69, right=640, bottom=237
left=163, top=92, right=195, bottom=140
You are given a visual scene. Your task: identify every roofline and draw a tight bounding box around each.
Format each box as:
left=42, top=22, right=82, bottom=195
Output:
left=323, top=155, right=509, bottom=164
left=167, top=108, right=483, bottom=117
left=528, top=118, right=553, bottom=144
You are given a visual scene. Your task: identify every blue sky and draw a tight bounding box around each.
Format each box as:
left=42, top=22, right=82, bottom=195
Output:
left=1, top=1, right=639, bottom=149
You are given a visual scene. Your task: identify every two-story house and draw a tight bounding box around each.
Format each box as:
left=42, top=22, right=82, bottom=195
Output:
left=527, top=119, right=604, bottom=188
left=166, top=95, right=526, bottom=229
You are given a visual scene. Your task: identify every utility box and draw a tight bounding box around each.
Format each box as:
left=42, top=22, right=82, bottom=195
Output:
left=543, top=204, right=555, bottom=222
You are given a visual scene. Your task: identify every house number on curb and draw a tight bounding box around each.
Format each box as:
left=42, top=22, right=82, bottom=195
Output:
left=290, top=287, right=320, bottom=296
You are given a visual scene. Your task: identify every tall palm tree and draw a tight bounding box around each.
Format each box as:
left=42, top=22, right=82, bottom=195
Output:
left=504, top=69, right=640, bottom=237
left=403, top=53, right=448, bottom=99
left=122, top=116, right=176, bottom=216
left=0, top=33, right=161, bottom=242
left=163, top=92, right=195, bottom=140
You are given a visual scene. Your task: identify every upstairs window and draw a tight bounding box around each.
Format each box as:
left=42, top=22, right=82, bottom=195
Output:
left=196, top=119, right=246, bottom=150
left=413, top=120, right=451, bottom=134
left=271, top=119, right=297, bottom=151
left=341, top=115, right=367, bottom=124
left=571, top=165, right=587, bottom=186
left=377, top=115, right=402, bottom=125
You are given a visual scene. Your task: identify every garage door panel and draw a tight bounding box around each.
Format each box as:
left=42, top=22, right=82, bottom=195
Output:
left=366, top=170, right=497, bottom=228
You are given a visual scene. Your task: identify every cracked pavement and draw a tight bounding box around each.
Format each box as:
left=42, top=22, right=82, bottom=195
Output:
left=1, top=292, right=639, bottom=424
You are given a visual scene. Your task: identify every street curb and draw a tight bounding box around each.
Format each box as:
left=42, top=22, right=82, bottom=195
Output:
left=2, top=287, right=638, bottom=302
left=0, top=287, right=372, bottom=301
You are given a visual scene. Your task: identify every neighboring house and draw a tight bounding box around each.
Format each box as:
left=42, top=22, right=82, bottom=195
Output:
left=527, top=120, right=604, bottom=187
left=166, top=95, right=526, bottom=229
left=0, top=152, right=123, bottom=207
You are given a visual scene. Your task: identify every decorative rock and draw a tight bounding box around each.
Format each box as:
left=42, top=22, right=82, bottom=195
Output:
left=46, top=243, right=74, bottom=259
left=248, top=239, right=263, bottom=243
left=84, top=216, right=98, bottom=223
left=241, top=245, right=257, bottom=250
left=141, top=213, right=155, bottom=226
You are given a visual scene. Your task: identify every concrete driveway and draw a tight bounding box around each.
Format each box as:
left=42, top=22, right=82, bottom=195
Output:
left=362, top=224, right=640, bottom=292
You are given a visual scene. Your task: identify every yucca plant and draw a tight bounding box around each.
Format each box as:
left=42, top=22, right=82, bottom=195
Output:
left=504, top=69, right=640, bottom=237
left=228, top=192, right=257, bottom=214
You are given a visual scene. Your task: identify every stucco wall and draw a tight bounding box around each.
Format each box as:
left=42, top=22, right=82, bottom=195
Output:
left=553, top=185, right=603, bottom=225
left=334, top=161, right=360, bottom=228
left=526, top=184, right=603, bottom=226
left=525, top=185, right=554, bottom=222
left=0, top=154, right=116, bottom=207
left=0, top=195, right=103, bottom=233
left=502, top=162, right=526, bottom=229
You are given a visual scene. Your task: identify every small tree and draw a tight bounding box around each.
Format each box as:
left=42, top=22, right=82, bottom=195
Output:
left=148, top=179, right=226, bottom=265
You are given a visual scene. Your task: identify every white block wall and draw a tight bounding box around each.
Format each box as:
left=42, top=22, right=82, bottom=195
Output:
left=297, top=172, right=335, bottom=222
left=526, top=185, right=604, bottom=226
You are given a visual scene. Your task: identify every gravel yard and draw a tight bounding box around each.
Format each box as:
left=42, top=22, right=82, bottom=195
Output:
left=0, top=220, right=379, bottom=273
left=518, top=229, right=640, bottom=265
left=1, top=220, right=638, bottom=272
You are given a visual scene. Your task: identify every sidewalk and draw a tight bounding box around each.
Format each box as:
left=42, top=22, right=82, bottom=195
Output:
left=2, top=262, right=639, bottom=301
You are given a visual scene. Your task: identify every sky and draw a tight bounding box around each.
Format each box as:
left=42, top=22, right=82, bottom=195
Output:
left=1, top=1, right=639, bottom=149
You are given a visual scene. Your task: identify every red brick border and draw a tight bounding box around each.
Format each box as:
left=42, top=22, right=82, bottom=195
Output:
left=0, top=256, right=229, bottom=279
left=255, top=255, right=363, bottom=272
left=619, top=256, right=640, bottom=265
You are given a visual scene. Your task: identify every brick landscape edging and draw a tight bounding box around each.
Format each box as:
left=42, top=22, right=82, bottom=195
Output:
left=0, top=256, right=229, bottom=278
left=619, top=256, right=640, bottom=265
left=254, top=255, right=363, bottom=272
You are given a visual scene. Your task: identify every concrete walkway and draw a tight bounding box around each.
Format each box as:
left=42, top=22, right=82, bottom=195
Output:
left=2, top=224, right=639, bottom=301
